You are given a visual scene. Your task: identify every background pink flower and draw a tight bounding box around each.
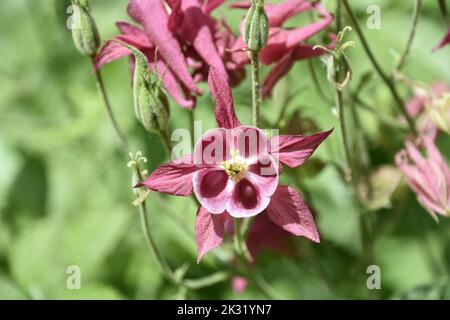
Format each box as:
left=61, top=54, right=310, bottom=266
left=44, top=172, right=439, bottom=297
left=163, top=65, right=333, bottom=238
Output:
left=396, top=137, right=450, bottom=219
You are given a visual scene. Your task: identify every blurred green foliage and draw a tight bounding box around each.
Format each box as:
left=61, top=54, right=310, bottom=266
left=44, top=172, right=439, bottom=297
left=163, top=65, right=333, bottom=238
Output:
left=0, top=0, right=449, bottom=299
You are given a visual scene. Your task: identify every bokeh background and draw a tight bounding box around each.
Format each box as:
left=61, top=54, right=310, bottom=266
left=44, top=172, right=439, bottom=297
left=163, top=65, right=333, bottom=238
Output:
left=0, top=0, right=449, bottom=299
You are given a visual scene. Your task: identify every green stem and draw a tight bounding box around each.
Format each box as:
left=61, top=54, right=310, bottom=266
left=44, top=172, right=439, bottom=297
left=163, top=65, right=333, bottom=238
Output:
left=341, top=0, right=417, bottom=135
left=234, top=219, right=253, bottom=262
left=335, top=0, right=342, bottom=32
left=91, top=59, right=130, bottom=154
left=335, top=88, right=377, bottom=299
left=336, top=89, right=352, bottom=183
left=396, top=0, right=422, bottom=72
left=189, top=109, right=195, bottom=150
left=138, top=201, right=177, bottom=283
left=250, top=50, right=261, bottom=127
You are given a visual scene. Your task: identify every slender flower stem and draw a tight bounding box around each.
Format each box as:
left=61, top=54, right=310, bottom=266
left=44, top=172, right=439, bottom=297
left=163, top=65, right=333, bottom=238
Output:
left=336, top=90, right=352, bottom=183
left=335, top=88, right=376, bottom=299
left=91, top=59, right=130, bottom=154
left=234, top=219, right=253, bottom=262
left=138, top=201, right=177, bottom=283
left=250, top=50, right=261, bottom=127
left=341, top=0, right=417, bottom=135
left=335, top=0, right=342, bottom=32
left=396, top=0, right=422, bottom=72
left=188, top=109, right=195, bottom=151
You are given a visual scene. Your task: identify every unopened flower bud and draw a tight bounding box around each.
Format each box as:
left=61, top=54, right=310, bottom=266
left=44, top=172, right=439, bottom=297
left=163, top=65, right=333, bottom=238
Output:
left=113, top=41, right=170, bottom=136
left=70, top=0, right=100, bottom=57
left=243, top=0, right=269, bottom=52
left=427, top=93, right=450, bottom=134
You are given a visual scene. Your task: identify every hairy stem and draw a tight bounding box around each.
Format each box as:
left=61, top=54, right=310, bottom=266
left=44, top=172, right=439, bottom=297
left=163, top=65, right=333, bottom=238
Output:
left=341, top=0, right=417, bottom=134
left=251, top=50, right=261, bottom=127
left=336, top=90, right=352, bottom=183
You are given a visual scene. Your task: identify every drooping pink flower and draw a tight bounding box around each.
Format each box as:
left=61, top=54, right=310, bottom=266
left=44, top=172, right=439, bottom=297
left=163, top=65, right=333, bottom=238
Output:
left=95, top=0, right=243, bottom=108
left=433, top=27, right=450, bottom=52
left=404, top=82, right=450, bottom=139
left=138, top=68, right=332, bottom=261
left=396, top=137, right=450, bottom=219
left=231, top=0, right=334, bottom=98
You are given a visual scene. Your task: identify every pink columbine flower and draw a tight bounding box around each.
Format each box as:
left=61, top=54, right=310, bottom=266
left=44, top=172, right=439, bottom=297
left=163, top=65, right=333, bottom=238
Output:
left=230, top=0, right=334, bottom=98
left=138, top=68, right=332, bottom=261
left=95, top=0, right=242, bottom=109
left=433, top=27, right=450, bottom=52
left=396, top=137, right=450, bottom=219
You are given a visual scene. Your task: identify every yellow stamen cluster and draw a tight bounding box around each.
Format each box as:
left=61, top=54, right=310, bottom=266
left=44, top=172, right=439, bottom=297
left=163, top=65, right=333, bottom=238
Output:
left=222, top=149, right=248, bottom=181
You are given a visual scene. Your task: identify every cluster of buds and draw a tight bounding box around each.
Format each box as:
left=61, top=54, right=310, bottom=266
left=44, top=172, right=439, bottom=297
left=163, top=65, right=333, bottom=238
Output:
left=70, top=0, right=100, bottom=57
left=243, top=0, right=269, bottom=52
left=314, top=26, right=354, bottom=91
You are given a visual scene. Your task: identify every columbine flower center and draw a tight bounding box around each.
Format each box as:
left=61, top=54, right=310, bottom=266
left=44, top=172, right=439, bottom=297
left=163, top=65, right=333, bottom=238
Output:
left=222, top=149, right=248, bottom=181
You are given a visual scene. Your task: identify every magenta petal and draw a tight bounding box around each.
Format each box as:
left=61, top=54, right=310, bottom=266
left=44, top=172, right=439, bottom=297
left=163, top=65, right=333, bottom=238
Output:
left=232, top=126, right=269, bottom=160
left=262, top=45, right=326, bottom=98
left=270, top=129, right=333, bottom=168
left=194, top=128, right=231, bottom=165
left=246, top=154, right=279, bottom=197
left=266, top=185, right=319, bottom=242
left=150, top=58, right=195, bottom=109
left=116, top=21, right=154, bottom=47
left=208, top=68, right=241, bottom=129
left=138, top=155, right=199, bottom=196
left=180, top=0, right=228, bottom=78
left=262, top=51, right=294, bottom=98
left=195, top=206, right=227, bottom=262
left=127, top=0, right=201, bottom=95
left=285, top=4, right=333, bottom=48
left=265, top=0, right=311, bottom=27
left=226, top=178, right=270, bottom=218
left=193, top=168, right=232, bottom=214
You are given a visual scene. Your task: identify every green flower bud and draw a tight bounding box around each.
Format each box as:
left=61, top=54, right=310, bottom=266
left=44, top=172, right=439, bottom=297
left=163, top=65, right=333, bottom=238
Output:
left=71, top=0, right=100, bottom=57
left=243, top=0, right=269, bottom=52
left=70, top=0, right=100, bottom=57
left=112, top=41, right=170, bottom=136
